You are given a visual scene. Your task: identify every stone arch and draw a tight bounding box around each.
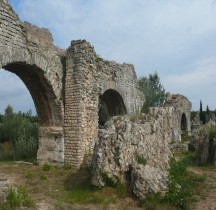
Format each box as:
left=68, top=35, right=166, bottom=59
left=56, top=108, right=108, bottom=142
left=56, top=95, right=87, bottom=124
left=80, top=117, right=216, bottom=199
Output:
left=0, top=49, right=64, bottom=164
left=100, top=89, right=127, bottom=117
left=3, top=63, right=62, bottom=126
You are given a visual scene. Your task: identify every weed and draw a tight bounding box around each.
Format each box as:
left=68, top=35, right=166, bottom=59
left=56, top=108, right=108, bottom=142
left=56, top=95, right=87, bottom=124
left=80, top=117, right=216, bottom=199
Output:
left=6, top=186, right=34, bottom=208
left=101, top=172, right=118, bottom=187
left=162, top=157, right=205, bottom=209
left=95, top=56, right=103, bottom=63
left=42, top=162, right=52, bottom=171
left=26, top=171, right=33, bottom=179
left=139, top=152, right=205, bottom=210
left=40, top=173, right=48, bottom=180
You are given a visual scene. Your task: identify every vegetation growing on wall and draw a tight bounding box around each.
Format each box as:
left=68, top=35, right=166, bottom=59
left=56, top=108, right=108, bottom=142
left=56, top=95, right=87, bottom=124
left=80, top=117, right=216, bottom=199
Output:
left=0, top=105, right=38, bottom=161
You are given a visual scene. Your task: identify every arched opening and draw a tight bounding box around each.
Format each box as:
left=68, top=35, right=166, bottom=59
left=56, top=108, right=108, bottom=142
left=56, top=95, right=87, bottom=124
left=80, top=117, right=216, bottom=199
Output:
left=0, top=62, right=63, bottom=163
left=181, top=113, right=188, bottom=142
left=181, top=113, right=187, bottom=131
left=98, top=89, right=126, bottom=126
left=3, top=62, right=62, bottom=126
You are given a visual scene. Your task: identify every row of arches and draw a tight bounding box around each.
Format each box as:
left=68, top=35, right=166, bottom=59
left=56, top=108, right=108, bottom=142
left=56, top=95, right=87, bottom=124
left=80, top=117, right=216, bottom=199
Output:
left=0, top=64, right=127, bottom=127
left=1, top=64, right=190, bottom=131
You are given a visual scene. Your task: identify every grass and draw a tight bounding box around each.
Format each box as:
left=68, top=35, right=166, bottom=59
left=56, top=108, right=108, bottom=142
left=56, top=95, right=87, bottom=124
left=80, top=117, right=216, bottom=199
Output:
left=139, top=152, right=206, bottom=210
left=0, top=153, right=209, bottom=209
left=0, top=162, right=136, bottom=209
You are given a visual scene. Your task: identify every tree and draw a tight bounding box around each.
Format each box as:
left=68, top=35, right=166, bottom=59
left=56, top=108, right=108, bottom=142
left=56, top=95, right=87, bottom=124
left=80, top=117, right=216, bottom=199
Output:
left=206, top=105, right=210, bottom=115
left=199, top=100, right=203, bottom=122
left=0, top=105, right=38, bottom=160
left=139, top=72, right=165, bottom=113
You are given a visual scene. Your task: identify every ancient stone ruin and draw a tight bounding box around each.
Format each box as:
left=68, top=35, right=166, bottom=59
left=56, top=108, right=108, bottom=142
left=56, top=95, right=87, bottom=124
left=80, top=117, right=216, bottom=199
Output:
left=0, top=0, right=143, bottom=168
left=92, top=93, right=192, bottom=198
left=0, top=0, right=193, bottom=199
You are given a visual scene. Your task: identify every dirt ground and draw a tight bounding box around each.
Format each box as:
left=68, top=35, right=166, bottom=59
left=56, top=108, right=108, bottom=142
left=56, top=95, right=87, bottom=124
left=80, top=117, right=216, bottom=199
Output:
left=1, top=162, right=216, bottom=210
left=0, top=162, right=143, bottom=210
left=190, top=166, right=216, bottom=210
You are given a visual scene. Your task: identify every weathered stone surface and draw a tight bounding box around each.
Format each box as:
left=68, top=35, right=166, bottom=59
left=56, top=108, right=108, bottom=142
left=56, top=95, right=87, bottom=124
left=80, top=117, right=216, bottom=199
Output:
left=92, top=94, right=192, bottom=198
left=91, top=109, right=173, bottom=198
left=164, top=93, right=192, bottom=142
left=191, top=121, right=216, bottom=165
left=0, top=178, right=9, bottom=203
left=0, top=1, right=144, bottom=167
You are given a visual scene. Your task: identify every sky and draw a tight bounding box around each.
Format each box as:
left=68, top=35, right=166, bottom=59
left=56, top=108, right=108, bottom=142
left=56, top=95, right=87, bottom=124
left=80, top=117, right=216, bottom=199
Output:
left=0, top=0, right=216, bottom=114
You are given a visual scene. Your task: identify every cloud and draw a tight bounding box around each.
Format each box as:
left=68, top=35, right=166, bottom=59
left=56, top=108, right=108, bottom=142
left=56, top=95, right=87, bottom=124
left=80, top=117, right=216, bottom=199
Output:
left=5, top=0, right=216, bottom=111
left=162, top=57, right=216, bottom=110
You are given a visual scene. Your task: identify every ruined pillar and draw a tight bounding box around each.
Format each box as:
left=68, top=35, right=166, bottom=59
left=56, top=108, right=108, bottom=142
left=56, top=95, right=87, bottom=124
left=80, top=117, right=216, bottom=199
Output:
left=64, top=40, right=99, bottom=168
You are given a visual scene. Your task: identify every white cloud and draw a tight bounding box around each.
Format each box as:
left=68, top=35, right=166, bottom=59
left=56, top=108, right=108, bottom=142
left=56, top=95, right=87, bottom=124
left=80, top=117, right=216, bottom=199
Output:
left=162, top=57, right=216, bottom=110
left=5, top=0, right=216, bottom=111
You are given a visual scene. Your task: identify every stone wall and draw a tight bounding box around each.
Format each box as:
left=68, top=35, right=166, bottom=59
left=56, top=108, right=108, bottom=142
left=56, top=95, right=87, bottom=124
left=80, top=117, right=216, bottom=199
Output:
left=92, top=108, right=174, bottom=198
left=0, top=0, right=147, bottom=168
left=191, top=121, right=216, bottom=165
left=64, top=40, right=144, bottom=167
left=164, top=93, right=192, bottom=141
left=0, top=0, right=65, bottom=164
left=91, top=93, right=192, bottom=198
left=98, top=60, right=144, bottom=114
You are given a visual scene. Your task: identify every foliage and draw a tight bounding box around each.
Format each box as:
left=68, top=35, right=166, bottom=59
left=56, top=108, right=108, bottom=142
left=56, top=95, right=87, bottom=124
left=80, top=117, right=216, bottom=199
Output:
left=199, top=100, right=207, bottom=124
left=0, top=105, right=38, bottom=161
left=95, top=55, right=103, bottom=63
left=42, top=162, right=52, bottom=171
left=139, top=152, right=205, bottom=210
left=139, top=72, right=165, bottom=113
left=0, top=186, right=34, bottom=209
left=181, top=131, right=192, bottom=142
left=163, top=155, right=205, bottom=209
left=98, top=98, right=110, bottom=127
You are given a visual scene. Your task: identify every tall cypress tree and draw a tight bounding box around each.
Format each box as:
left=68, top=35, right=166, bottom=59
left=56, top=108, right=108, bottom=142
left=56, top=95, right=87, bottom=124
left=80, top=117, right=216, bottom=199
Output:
left=199, top=100, right=203, bottom=122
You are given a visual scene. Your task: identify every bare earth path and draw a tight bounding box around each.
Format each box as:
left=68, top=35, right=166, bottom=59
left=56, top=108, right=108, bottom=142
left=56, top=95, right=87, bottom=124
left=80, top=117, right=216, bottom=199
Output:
left=191, top=166, right=216, bottom=210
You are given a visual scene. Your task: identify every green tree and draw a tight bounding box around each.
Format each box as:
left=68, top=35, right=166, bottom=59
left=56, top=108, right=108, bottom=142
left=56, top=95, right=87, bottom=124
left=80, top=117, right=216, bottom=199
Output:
left=199, top=100, right=203, bottom=122
left=0, top=105, right=38, bottom=161
left=139, top=72, right=165, bottom=113
left=206, top=105, right=210, bottom=115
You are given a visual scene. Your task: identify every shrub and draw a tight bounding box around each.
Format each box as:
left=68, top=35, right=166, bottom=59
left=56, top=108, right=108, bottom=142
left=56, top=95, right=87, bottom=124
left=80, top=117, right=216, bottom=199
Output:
left=42, top=162, right=52, bottom=171
left=6, top=186, right=34, bottom=208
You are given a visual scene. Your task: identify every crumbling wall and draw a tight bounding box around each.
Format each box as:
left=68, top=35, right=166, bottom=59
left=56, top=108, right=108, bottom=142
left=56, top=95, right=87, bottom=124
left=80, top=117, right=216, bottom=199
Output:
left=92, top=93, right=192, bottom=198
left=64, top=40, right=144, bottom=168
left=164, top=93, right=192, bottom=141
left=97, top=60, right=144, bottom=114
left=191, top=121, right=216, bottom=165
left=92, top=107, right=174, bottom=198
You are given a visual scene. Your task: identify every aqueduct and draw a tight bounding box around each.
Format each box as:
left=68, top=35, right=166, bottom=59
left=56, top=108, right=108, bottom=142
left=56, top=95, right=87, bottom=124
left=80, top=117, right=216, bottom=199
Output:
left=0, top=0, right=191, bottom=168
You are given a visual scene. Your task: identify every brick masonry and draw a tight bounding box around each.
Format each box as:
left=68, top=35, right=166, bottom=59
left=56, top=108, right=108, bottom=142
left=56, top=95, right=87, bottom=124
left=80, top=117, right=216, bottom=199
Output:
left=0, top=0, right=144, bottom=167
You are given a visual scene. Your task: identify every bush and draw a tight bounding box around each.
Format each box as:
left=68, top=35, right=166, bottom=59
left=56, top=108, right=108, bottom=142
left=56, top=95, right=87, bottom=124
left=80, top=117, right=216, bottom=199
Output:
left=6, top=186, right=34, bottom=208
left=139, top=153, right=205, bottom=210
left=162, top=156, right=205, bottom=209
left=0, top=106, right=38, bottom=161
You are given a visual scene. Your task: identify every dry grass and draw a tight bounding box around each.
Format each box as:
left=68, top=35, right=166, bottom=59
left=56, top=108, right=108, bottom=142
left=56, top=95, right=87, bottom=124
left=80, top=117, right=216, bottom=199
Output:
left=0, top=162, right=142, bottom=210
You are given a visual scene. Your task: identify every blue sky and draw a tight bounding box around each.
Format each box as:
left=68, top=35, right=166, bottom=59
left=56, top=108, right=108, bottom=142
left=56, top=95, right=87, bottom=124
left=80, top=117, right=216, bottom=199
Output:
left=1, top=0, right=216, bottom=114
